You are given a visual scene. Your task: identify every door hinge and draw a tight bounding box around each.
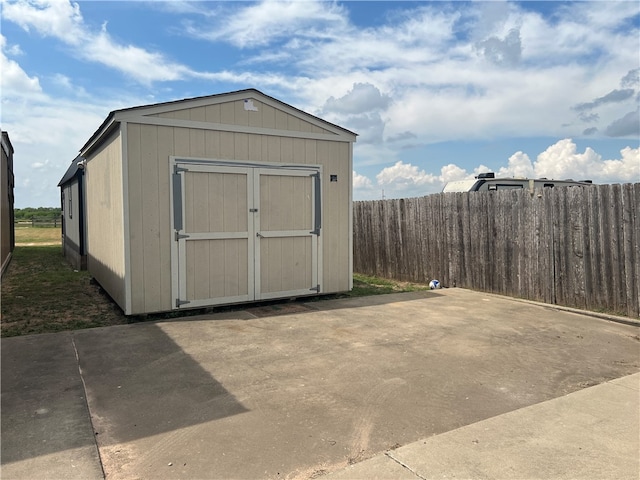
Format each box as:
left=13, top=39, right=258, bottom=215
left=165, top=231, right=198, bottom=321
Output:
left=310, top=284, right=320, bottom=293
left=176, top=299, right=190, bottom=307
left=175, top=231, right=189, bottom=241
left=249, top=208, right=258, bottom=212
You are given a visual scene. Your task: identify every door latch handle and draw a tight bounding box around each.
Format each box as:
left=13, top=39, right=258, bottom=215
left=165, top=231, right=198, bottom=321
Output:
left=256, top=232, right=263, bottom=238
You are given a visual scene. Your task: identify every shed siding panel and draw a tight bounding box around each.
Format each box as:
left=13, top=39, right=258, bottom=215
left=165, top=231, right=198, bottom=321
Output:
left=304, top=139, right=317, bottom=164
left=174, top=128, right=191, bottom=158
left=267, top=136, right=281, bottom=163
left=262, top=104, right=276, bottom=129
left=190, top=106, right=206, bottom=122
left=234, top=100, right=249, bottom=127
left=156, top=126, right=174, bottom=311
left=248, top=103, right=262, bottom=128
left=86, top=130, right=126, bottom=308
left=281, top=137, right=294, bottom=163
left=153, top=100, right=334, bottom=135
left=140, top=124, right=162, bottom=313
left=219, top=131, right=235, bottom=159
left=234, top=133, right=249, bottom=161
left=61, top=181, right=83, bottom=270
left=190, top=129, right=206, bottom=158
left=221, top=102, right=235, bottom=125
left=205, top=105, right=221, bottom=123
left=204, top=130, right=221, bottom=158
left=63, top=181, right=81, bottom=252
left=126, top=124, right=174, bottom=314
left=1, top=138, right=14, bottom=272
left=248, top=135, right=262, bottom=161
left=172, top=109, right=191, bottom=121
left=127, top=123, right=144, bottom=313
left=275, top=110, right=288, bottom=130
left=318, top=140, right=350, bottom=293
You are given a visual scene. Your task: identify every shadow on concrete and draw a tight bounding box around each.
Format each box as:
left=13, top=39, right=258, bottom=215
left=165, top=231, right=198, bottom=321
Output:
left=71, top=323, right=248, bottom=446
left=1, top=333, right=96, bottom=465
left=1, top=324, right=247, bottom=464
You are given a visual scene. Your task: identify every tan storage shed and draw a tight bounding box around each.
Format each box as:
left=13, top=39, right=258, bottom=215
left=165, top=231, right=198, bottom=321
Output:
left=79, top=89, right=357, bottom=315
left=58, top=156, right=87, bottom=270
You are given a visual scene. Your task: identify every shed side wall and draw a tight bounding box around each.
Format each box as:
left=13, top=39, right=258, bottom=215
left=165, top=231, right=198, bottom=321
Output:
left=1, top=134, right=14, bottom=275
left=62, top=180, right=83, bottom=269
left=86, top=130, right=126, bottom=310
left=126, top=122, right=351, bottom=314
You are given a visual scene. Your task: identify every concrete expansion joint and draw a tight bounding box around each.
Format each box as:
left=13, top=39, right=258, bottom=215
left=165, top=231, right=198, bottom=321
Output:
left=71, top=335, right=107, bottom=480
left=606, top=377, right=640, bottom=391
left=385, top=451, right=427, bottom=480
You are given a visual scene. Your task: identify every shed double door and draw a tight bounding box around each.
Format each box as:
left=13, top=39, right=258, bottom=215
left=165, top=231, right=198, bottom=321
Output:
left=172, top=162, right=320, bottom=309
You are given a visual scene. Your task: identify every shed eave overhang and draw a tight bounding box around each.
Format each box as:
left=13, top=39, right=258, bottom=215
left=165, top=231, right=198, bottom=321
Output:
left=80, top=116, right=120, bottom=158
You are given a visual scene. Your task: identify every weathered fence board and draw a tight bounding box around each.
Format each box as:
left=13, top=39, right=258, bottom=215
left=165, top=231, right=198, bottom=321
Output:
left=353, top=183, right=640, bottom=317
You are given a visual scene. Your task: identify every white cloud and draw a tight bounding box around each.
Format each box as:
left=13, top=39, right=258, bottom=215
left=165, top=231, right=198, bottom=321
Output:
left=335, top=4, right=636, bottom=143
left=2, top=0, right=84, bottom=44
left=375, top=160, right=440, bottom=197
left=440, top=164, right=470, bottom=184
left=0, top=34, right=41, bottom=94
left=185, top=0, right=348, bottom=48
left=5, top=95, right=111, bottom=206
left=323, top=83, right=391, bottom=115
left=1, top=28, right=140, bottom=207
left=83, top=26, right=192, bottom=84
left=496, top=152, right=535, bottom=178
left=476, top=28, right=522, bottom=67
left=32, top=159, right=51, bottom=170
left=534, top=139, right=639, bottom=183
left=353, top=171, right=372, bottom=189
left=533, top=140, right=606, bottom=180
left=2, top=0, right=195, bottom=84
left=319, top=83, right=391, bottom=145
left=5, top=41, right=23, bottom=56
left=601, top=146, right=640, bottom=181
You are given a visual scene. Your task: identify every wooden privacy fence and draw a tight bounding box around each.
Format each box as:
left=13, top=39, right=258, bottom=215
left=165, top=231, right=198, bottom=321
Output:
left=353, top=183, right=640, bottom=317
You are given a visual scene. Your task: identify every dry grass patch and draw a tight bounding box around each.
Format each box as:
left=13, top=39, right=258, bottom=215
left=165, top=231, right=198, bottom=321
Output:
left=14, top=225, right=62, bottom=245
left=1, top=242, right=429, bottom=337
left=1, top=246, right=128, bottom=337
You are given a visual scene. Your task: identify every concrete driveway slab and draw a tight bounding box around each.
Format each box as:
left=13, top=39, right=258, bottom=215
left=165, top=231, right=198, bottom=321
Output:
left=2, top=289, right=639, bottom=480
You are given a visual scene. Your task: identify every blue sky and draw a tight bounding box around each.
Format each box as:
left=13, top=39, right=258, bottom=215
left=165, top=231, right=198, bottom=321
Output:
left=1, top=0, right=639, bottom=208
